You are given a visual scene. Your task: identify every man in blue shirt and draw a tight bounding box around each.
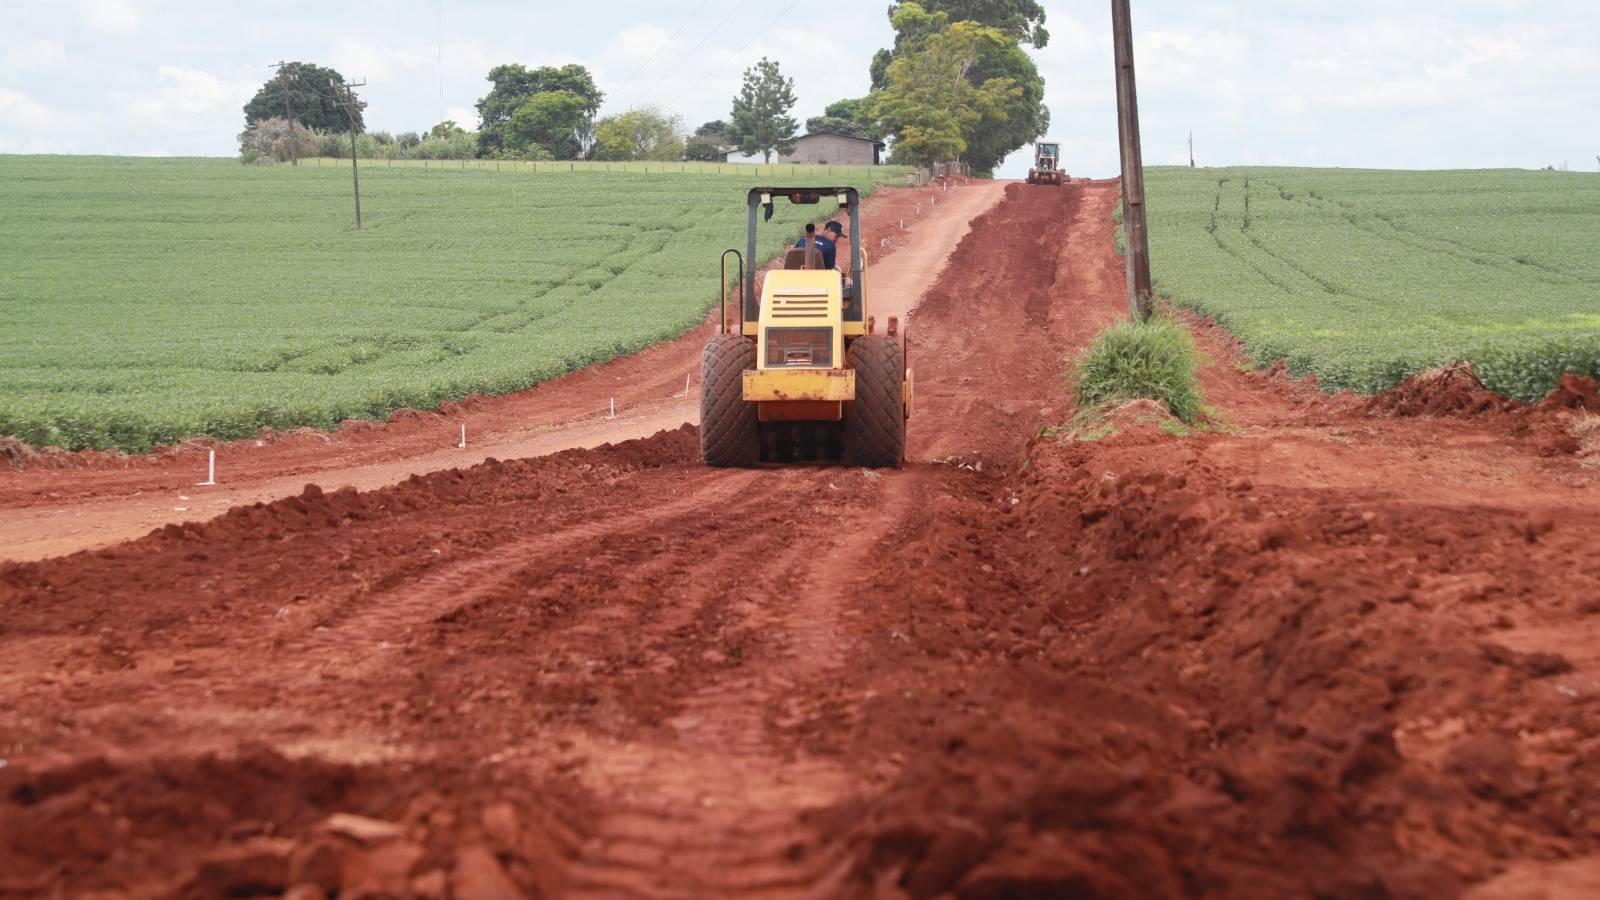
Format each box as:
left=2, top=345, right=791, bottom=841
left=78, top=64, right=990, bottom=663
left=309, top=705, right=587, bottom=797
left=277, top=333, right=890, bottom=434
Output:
left=795, top=221, right=845, bottom=270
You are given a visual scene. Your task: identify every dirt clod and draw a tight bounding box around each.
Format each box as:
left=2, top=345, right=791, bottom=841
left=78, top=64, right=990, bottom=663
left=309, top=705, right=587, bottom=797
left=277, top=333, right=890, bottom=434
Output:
left=321, top=812, right=405, bottom=845
left=1368, top=364, right=1513, bottom=417
left=452, top=845, right=521, bottom=900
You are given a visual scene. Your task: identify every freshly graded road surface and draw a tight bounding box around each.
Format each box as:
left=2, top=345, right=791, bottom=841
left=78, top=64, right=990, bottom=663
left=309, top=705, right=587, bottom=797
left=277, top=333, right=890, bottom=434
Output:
left=5, top=181, right=1600, bottom=899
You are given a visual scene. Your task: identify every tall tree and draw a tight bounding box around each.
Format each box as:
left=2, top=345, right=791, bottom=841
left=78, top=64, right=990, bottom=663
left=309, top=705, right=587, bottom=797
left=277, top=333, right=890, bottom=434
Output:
left=806, top=98, right=878, bottom=140
left=507, top=92, right=592, bottom=159
left=872, top=0, right=1047, bottom=89
left=243, top=62, right=360, bottom=133
left=961, top=40, right=1049, bottom=174
left=592, top=108, right=685, bottom=161
left=728, top=57, right=799, bottom=163
left=868, top=4, right=1023, bottom=167
left=694, top=120, right=729, bottom=140
left=686, top=120, right=730, bottom=162
left=475, top=64, right=602, bottom=157
left=866, top=2, right=1044, bottom=173
left=805, top=115, right=871, bottom=139
left=896, top=0, right=1047, bottom=46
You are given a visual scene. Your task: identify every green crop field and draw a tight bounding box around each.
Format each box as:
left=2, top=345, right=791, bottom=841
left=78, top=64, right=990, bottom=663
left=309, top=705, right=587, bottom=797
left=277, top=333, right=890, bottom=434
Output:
left=0, top=156, right=910, bottom=451
left=1145, top=167, right=1600, bottom=399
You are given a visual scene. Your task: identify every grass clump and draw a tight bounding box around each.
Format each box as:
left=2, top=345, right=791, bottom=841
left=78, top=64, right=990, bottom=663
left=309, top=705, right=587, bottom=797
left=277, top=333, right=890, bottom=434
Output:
left=1073, top=318, right=1205, bottom=424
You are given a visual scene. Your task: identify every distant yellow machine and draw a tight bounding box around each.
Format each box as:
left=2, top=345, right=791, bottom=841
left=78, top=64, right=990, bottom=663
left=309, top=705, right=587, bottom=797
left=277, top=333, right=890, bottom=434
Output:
left=701, top=187, right=911, bottom=468
left=1026, top=141, right=1066, bottom=186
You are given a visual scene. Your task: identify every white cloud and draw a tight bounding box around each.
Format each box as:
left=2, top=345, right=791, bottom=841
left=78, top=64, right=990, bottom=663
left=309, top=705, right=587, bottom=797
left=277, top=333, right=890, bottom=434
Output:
left=122, top=65, right=256, bottom=125
left=330, top=38, right=494, bottom=84
left=78, top=0, right=139, bottom=34
left=6, top=38, right=67, bottom=69
left=0, top=89, right=63, bottom=129
left=330, top=40, right=433, bottom=83
left=444, top=106, right=478, bottom=129
left=590, top=23, right=871, bottom=128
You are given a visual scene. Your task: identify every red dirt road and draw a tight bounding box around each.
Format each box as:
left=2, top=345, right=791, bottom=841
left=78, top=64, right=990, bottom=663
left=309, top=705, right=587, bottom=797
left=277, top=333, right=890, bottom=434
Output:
left=5, top=182, right=1600, bottom=898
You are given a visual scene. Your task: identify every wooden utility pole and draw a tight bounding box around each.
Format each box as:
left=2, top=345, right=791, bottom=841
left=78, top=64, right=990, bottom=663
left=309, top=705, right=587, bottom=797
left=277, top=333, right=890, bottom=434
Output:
left=1189, top=130, right=1195, bottom=168
left=1112, top=0, right=1154, bottom=322
left=331, top=80, right=367, bottom=229
left=270, top=61, right=298, bottom=166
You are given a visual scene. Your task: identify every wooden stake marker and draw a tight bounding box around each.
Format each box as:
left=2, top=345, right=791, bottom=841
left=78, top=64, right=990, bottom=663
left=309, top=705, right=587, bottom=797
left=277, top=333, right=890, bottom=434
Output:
left=195, top=449, right=216, bottom=487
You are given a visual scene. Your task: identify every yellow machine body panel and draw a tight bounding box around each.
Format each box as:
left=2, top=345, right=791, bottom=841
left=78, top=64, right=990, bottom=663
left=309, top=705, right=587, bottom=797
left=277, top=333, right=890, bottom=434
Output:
left=743, top=369, right=855, bottom=401
left=741, top=270, right=854, bottom=407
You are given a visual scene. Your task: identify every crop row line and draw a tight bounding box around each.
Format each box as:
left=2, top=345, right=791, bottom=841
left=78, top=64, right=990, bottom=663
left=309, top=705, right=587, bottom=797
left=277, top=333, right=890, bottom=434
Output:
left=1262, top=180, right=1598, bottom=287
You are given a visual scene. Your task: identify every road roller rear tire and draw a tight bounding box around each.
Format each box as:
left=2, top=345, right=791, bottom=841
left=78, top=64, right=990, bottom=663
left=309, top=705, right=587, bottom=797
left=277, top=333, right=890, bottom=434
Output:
left=845, top=335, right=906, bottom=468
left=700, top=335, right=759, bottom=467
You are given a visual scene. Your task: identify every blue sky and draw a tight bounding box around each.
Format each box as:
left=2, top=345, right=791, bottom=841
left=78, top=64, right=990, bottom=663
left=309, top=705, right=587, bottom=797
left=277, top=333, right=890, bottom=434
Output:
left=2, top=1, right=1597, bottom=177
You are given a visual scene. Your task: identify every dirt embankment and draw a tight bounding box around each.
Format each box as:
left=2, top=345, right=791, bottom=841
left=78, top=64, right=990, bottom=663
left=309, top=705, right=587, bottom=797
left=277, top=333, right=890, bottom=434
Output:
left=4, top=181, right=1600, bottom=898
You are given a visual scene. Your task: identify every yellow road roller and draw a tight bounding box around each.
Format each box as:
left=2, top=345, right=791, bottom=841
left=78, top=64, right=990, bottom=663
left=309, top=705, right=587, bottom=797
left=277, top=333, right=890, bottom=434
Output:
left=701, top=187, right=911, bottom=468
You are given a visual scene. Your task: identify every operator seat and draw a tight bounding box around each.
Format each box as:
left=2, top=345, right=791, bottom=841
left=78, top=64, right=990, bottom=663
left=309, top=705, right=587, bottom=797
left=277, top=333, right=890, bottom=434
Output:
left=783, top=243, right=825, bottom=270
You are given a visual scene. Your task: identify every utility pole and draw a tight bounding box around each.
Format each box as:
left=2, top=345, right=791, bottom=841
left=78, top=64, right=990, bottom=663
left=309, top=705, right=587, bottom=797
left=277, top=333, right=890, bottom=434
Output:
left=1189, top=130, right=1195, bottom=168
left=331, top=79, right=367, bottom=229
left=1112, top=0, right=1154, bottom=322
left=270, top=61, right=298, bottom=166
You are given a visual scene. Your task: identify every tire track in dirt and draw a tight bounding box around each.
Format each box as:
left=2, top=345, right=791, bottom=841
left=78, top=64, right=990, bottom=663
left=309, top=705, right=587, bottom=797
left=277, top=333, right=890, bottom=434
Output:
left=300, top=470, right=761, bottom=654
left=561, top=471, right=917, bottom=898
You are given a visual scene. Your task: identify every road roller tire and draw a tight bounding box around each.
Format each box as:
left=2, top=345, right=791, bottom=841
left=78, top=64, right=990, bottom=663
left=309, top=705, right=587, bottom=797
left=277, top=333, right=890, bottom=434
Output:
left=700, top=335, right=759, bottom=467
left=844, top=335, right=906, bottom=468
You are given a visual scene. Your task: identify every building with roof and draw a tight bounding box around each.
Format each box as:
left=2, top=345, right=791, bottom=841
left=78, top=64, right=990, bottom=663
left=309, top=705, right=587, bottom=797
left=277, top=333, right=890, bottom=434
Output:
left=775, top=131, right=885, bottom=166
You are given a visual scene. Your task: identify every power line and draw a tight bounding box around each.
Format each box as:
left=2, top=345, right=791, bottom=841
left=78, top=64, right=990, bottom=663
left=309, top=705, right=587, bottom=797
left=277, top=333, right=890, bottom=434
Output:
left=662, top=0, right=802, bottom=111
left=629, top=0, right=751, bottom=110
left=612, top=0, right=716, bottom=103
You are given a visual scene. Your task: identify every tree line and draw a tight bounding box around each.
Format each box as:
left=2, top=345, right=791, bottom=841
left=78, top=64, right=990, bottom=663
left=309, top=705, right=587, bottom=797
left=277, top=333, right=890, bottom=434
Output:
left=239, top=1, right=1048, bottom=175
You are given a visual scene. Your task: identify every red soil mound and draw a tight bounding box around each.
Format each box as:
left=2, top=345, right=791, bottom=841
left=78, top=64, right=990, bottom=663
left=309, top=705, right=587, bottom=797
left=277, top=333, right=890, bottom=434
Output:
left=1539, top=373, right=1600, bottom=414
left=0, top=747, right=585, bottom=898
left=1367, top=364, right=1515, bottom=418
left=817, top=425, right=1600, bottom=897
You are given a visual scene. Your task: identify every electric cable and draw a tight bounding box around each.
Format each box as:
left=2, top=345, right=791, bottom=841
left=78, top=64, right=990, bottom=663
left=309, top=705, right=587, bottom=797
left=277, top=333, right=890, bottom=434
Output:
left=611, top=0, right=716, bottom=102
left=628, top=0, right=751, bottom=110
left=662, top=0, right=802, bottom=111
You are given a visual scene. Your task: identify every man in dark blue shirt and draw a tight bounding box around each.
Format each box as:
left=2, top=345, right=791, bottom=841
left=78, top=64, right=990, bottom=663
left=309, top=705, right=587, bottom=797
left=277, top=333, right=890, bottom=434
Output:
left=795, top=221, right=844, bottom=269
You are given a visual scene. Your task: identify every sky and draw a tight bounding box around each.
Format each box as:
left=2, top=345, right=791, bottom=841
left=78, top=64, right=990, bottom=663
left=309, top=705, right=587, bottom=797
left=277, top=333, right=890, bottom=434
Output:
left=2, top=1, right=1597, bottom=178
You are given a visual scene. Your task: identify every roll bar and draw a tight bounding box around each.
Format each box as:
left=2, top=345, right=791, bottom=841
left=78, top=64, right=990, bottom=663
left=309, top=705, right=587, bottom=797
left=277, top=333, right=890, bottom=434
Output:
left=741, top=187, right=862, bottom=326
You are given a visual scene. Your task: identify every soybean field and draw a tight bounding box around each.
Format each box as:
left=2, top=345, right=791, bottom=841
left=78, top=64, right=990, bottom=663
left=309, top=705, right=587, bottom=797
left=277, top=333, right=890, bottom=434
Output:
left=0, top=156, right=907, bottom=451
left=1145, top=167, right=1600, bottom=398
